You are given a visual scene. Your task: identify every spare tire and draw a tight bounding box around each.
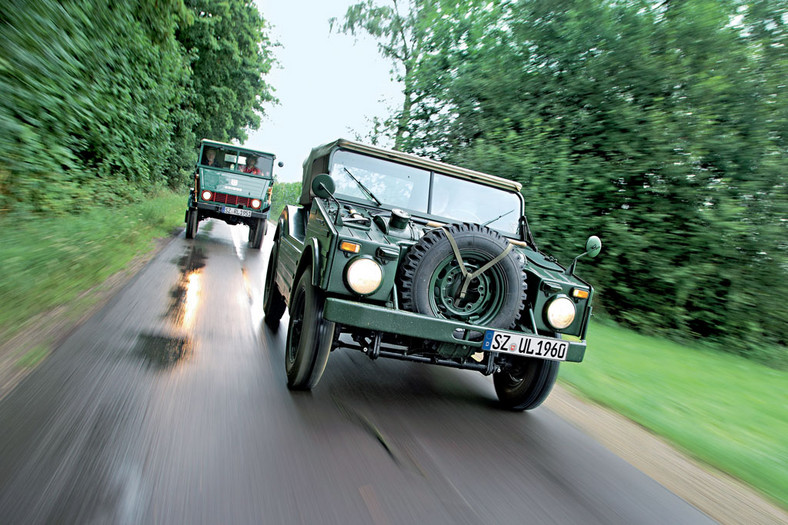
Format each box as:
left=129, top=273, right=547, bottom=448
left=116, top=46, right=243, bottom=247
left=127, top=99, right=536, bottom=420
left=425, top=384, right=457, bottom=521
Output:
left=398, top=223, right=527, bottom=329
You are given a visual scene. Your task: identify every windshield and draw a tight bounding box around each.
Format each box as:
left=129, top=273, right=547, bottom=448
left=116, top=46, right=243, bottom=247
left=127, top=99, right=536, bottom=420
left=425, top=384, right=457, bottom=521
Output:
left=200, top=145, right=274, bottom=177
left=431, top=173, right=522, bottom=233
left=330, top=150, right=430, bottom=211
left=328, top=149, right=522, bottom=235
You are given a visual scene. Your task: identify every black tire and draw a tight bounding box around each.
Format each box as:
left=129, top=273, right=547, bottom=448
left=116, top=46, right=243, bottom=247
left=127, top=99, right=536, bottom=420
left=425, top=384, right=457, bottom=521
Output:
left=263, top=242, right=286, bottom=329
left=494, top=357, right=559, bottom=411
left=185, top=209, right=198, bottom=239
left=249, top=219, right=265, bottom=249
left=398, top=223, right=526, bottom=329
left=285, top=268, right=335, bottom=390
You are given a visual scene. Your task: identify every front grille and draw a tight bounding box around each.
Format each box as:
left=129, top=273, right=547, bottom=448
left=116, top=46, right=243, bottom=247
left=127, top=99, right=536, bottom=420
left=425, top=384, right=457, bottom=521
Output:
left=206, top=192, right=252, bottom=208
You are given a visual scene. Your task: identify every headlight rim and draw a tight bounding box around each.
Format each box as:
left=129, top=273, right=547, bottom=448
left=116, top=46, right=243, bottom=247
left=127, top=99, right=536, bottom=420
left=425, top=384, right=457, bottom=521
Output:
left=545, top=295, right=576, bottom=330
left=344, top=256, right=383, bottom=296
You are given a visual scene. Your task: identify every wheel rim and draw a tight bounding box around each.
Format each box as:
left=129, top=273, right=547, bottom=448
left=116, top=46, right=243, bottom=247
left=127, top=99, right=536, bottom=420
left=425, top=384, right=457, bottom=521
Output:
left=428, top=250, right=506, bottom=325
left=287, top=285, right=305, bottom=366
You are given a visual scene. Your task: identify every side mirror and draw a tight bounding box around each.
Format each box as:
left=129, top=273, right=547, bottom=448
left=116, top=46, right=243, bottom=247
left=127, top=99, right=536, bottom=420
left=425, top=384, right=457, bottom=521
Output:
left=311, top=173, right=335, bottom=200
left=586, top=235, right=602, bottom=258
left=566, top=235, right=602, bottom=276
left=277, top=161, right=284, bottom=168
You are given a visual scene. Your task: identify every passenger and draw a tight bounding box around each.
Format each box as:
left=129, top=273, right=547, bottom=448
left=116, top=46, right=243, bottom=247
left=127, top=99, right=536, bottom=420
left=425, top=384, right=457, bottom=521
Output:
left=202, top=148, right=221, bottom=168
left=242, top=156, right=261, bottom=175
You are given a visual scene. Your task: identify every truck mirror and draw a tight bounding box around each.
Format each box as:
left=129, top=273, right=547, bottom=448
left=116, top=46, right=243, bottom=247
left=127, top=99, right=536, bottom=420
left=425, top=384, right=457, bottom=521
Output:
left=278, top=161, right=284, bottom=168
left=312, top=173, right=335, bottom=200
left=586, top=236, right=602, bottom=258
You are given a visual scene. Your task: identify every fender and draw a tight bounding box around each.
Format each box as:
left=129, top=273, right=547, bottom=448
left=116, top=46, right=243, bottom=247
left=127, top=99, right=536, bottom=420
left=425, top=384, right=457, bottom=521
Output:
left=291, top=238, right=321, bottom=305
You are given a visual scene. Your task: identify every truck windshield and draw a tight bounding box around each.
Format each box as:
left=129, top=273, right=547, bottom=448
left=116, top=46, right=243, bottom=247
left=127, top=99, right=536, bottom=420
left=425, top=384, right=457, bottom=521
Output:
left=200, top=145, right=274, bottom=177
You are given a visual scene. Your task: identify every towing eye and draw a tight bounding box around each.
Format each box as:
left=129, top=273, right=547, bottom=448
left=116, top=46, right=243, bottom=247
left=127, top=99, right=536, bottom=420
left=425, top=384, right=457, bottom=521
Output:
left=441, top=228, right=513, bottom=300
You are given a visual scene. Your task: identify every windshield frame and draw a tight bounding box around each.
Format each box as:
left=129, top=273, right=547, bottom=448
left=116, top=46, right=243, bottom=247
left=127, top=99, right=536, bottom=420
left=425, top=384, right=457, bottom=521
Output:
left=327, top=148, right=525, bottom=237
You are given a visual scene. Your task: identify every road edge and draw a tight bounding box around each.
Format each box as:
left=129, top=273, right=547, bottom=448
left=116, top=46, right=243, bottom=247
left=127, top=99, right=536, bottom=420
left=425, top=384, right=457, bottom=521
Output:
left=546, top=384, right=788, bottom=524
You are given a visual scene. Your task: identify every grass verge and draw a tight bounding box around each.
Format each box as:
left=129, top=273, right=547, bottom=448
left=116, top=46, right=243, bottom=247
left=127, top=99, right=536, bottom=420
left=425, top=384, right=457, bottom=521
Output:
left=0, top=191, right=185, bottom=343
left=559, top=319, right=788, bottom=509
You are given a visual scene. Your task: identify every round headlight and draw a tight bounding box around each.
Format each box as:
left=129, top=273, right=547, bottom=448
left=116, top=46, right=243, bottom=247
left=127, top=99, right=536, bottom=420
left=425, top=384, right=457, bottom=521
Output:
left=546, top=296, right=576, bottom=330
left=251, top=199, right=261, bottom=209
left=345, top=258, right=383, bottom=295
left=201, top=190, right=212, bottom=201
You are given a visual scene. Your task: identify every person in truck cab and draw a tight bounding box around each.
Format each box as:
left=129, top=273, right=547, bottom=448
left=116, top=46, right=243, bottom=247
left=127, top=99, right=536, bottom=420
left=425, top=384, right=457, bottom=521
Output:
left=242, top=156, right=261, bottom=175
left=202, top=148, right=221, bottom=168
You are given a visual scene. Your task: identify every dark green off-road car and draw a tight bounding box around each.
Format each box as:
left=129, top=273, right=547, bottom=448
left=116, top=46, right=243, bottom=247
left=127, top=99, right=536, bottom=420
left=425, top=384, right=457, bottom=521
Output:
left=185, top=139, right=280, bottom=249
left=264, top=139, right=601, bottom=410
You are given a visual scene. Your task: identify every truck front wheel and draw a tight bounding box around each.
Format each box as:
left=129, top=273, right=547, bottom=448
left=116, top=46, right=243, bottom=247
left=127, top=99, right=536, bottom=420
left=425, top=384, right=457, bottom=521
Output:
left=185, top=209, right=198, bottom=239
left=285, top=268, right=334, bottom=390
left=249, top=219, right=265, bottom=249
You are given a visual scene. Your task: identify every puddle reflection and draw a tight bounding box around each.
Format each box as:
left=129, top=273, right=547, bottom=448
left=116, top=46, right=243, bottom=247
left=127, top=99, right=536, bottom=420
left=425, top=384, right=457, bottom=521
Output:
left=136, top=333, right=192, bottom=369
left=168, top=247, right=206, bottom=330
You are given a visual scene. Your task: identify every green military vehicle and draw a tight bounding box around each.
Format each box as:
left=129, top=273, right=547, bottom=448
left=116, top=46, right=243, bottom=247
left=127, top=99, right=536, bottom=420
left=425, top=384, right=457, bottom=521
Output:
left=185, top=139, right=280, bottom=249
left=263, top=139, right=601, bottom=410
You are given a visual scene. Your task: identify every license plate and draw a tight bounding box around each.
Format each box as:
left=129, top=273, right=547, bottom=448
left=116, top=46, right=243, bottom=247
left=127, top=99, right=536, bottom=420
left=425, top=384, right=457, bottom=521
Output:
left=221, top=206, right=252, bottom=218
left=482, top=330, right=568, bottom=361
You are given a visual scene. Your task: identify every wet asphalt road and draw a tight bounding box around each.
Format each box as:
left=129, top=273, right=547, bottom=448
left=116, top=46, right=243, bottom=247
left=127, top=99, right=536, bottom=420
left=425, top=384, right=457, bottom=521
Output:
left=0, top=220, right=714, bottom=524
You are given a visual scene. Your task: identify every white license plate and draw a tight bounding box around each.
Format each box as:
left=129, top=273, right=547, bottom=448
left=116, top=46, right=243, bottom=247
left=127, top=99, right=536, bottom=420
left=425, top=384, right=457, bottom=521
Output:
left=221, top=206, right=252, bottom=218
left=482, top=330, right=568, bottom=361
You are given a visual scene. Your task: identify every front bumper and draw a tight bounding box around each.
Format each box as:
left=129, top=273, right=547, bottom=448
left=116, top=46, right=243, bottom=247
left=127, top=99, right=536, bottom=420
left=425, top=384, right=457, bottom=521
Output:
left=193, top=201, right=269, bottom=221
left=323, top=298, right=587, bottom=362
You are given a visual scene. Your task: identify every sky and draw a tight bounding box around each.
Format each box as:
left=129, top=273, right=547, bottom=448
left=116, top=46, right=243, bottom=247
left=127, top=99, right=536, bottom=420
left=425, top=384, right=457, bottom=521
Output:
left=247, top=1, right=402, bottom=182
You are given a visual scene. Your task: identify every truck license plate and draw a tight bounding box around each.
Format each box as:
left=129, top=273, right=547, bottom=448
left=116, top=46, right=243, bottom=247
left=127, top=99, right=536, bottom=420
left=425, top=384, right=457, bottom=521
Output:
left=482, top=330, right=568, bottom=361
left=221, top=206, right=252, bottom=218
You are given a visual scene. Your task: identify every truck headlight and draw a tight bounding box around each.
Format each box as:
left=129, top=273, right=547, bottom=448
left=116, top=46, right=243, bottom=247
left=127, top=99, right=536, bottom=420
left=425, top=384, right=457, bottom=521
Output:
left=546, top=296, right=575, bottom=330
left=251, top=199, right=261, bottom=209
left=201, top=190, right=212, bottom=201
left=345, top=258, right=383, bottom=295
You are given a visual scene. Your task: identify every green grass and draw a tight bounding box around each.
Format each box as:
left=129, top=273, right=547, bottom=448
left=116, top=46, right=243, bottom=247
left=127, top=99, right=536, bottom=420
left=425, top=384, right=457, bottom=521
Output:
left=0, top=191, right=185, bottom=341
left=560, top=319, right=788, bottom=509
left=16, top=344, right=50, bottom=368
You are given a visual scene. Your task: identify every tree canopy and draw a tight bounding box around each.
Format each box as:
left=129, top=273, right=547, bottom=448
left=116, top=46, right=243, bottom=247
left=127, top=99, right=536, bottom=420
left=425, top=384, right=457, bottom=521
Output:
left=0, top=0, right=276, bottom=214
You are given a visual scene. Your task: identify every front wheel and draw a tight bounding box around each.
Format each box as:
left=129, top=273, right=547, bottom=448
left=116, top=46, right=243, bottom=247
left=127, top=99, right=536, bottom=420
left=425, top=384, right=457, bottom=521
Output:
left=285, top=268, right=334, bottom=390
left=493, top=357, right=559, bottom=411
left=185, top=209, right=198, bottom=239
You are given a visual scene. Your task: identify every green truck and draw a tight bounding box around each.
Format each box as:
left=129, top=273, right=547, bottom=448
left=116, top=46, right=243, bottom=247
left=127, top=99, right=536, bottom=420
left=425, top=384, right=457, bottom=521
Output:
left=185, top=139, right=280, bottom=249
left=264, top=139, right=601, bottom=410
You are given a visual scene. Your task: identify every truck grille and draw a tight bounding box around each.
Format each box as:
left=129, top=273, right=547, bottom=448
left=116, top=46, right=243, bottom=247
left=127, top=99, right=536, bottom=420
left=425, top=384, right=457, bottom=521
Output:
left=206, top=192, right=252, bottom=207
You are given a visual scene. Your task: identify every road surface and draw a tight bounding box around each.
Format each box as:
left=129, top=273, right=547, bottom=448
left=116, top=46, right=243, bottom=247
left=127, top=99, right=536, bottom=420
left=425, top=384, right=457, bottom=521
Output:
left=0, top=220, right=714, bottom=524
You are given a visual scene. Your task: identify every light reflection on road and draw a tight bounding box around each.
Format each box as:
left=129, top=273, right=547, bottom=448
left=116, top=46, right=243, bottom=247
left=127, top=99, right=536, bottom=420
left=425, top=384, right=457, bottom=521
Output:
left=181, top=271, right=201, bottom=331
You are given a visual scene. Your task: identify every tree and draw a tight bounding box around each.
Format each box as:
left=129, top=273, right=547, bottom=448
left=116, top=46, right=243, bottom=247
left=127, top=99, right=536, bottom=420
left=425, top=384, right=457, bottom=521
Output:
left=176, top=0, right=277, bottom=144
left=331, top=0, right=446, bottom=149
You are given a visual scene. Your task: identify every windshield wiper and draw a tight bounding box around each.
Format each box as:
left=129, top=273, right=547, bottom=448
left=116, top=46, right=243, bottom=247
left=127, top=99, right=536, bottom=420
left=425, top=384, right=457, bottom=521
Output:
left=343, top=167, right=381, bottom=206
left=482, top=208, right=515, bottom=227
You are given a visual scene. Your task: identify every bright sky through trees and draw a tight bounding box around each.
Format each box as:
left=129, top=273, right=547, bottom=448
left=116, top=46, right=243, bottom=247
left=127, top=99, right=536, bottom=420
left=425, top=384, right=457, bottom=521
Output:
left=248, top=0, right=402, bottom=182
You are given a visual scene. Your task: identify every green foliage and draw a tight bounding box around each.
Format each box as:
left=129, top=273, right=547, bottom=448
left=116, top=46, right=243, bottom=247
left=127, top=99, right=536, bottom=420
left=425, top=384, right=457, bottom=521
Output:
left=0, top=0, right=276, bottom=214
left=177, top=0, right=277, bottom=144
left=269, top=181, right=302, bottom=224
left=561, top=320, right=788, bottom=509
left=345, top=0, right=788, bottom=366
